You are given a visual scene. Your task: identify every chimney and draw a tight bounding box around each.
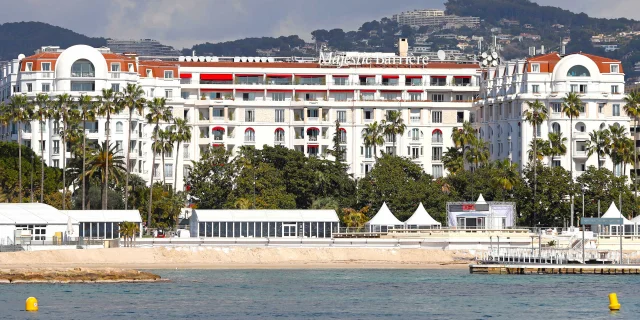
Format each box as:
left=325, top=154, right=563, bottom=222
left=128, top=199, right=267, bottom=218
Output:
left=540, top=45, right=545, bottom=55
left=398, top=38, right=408, bottom=57
left=561, top=45, right=566, bottom=55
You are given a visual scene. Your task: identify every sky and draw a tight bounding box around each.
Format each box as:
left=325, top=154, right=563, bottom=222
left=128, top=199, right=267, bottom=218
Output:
left=2, top=0, right=640, bottom=49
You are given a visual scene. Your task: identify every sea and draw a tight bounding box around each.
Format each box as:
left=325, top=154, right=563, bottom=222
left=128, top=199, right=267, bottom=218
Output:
left=0, top=269, right=638, bottom=319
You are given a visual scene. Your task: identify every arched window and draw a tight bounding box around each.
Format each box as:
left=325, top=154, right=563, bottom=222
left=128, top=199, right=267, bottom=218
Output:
left=116, top=121, right=123, bottom=133
left=411, top=128, right=422, bottom=141
left=552, top=122, right=561, bottom=134
left=575, top=122, right=586, bottom=133
left=212, top=127, right=225, bottom=141
left=567, top=65, right=590, bottom=77
left=497, top=125, right=502, bottom=137
left=432, top=129, right=443, bottom=143
left=307, top=127, right=319, bottom=141
left=274, top=128, right=285, bottom=142
left=244, top=128, right=255, bottom=142
left=600, top=122, right=606, bottom=130
left=339, top=128, right=347, bottom=143
left=71, top=59, right=95, bottom=77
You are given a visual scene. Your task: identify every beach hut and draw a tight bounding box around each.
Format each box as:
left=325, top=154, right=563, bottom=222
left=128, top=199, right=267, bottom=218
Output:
left=61, top=210, right=143, bottom=239
left=0, top=203, right=79, bottom=245
left=365, top=202, right=403, bottom=232
left=404, top=203, right=441, bottom=229
left=600, top=202, right=634, bottom=235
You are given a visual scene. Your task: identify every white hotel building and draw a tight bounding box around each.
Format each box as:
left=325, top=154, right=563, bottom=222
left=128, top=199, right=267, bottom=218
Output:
left=0, top=44, right=480, bottom=191
left=473, top=52, right=630, bottom=177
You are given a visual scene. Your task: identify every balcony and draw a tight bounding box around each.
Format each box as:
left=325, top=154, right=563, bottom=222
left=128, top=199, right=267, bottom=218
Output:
left=183, top=152, right=190, bottom=160
left=574, top=150, right=588, bottom=158
left=573, top=131, right=589, bottom=140
left=53, top=148, right=60, bottom=155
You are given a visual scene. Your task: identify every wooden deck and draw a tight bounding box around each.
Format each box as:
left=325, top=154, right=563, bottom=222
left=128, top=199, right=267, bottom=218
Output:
left=469, top=264, right=640, bottom=275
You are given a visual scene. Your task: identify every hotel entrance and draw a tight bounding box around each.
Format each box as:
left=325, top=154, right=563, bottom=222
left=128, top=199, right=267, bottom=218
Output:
left=282, top=223, right=297, bottom=237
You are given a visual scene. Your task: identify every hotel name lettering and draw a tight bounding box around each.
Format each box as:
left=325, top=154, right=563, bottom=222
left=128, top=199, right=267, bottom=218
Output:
left=319, top=52, right=430, bottom=67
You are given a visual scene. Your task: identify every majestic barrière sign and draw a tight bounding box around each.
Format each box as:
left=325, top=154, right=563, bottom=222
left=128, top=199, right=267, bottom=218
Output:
left=319, top=52, right=430, bottom=67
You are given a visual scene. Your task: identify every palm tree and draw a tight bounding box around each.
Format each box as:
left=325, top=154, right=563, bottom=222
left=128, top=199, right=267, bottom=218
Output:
left=157, top=128, right=175, bottom=186
left=443, top=147, right=464, bottom=174
left=34, top=93, right=51, bottom=203
left=382, top=110, right=406, bottom=155
left=145, top=97, right=173, bottom=231
left=362, top=121, right=385, bottom=156
left=51, top=94, right=74, bottom=209
left=171, top=118, right=191, bottom=192
left=96, top=88, right=122, bottom=210
left=609, top=124, right=627, bottom=175
left=586, top=129, right=611, bottom=170
left=465, top=138, right=489, bottom=169
left=546, top=132, right=568, bottom=164
left=493, top=159, right=519, bottom=191
left=77, top=94, right=95, bottom=210
left=451, top=121, right=476, bottom=170
left=10, top=94, right=33, bottom=203
left=523, top=100, right=548, bottom=225
left=527, top=138, right=549, bottom=162
left=623, top=91, right=640, bottom=206
left=562, top=92, right=582, bottom=226
left=119, top=221, right=140, bottom=247
left=121, top=84, right=146, bottom=210
left=85, top=141, right=127, bottom=209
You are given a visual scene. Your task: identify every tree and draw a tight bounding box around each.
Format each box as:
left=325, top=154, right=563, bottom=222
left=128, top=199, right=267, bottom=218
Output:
left=623, top=91, right=640, bottom=209
left=52, top=94, right=74, bottom=209
left=586, top=129, right=611, bottom=170
left=465, top=138, right=489, bottom=169
left=84, top=142, right=126, bottom=209
left=493, top=159, right=519, bottom=193
left=443, top=147, right=464, bottom=174
left=34, top=93, right=51, bottom=203
left=328, top=120, right=346, bottom=163
left=362, top=121, right=385, bottom=156
left=145, top=97, right=173, bottom=231
left=382, top=110, right=406, bottom=155
left=523, top=99, right=548, bottom=226
left=119, top=221, right=140, bottom=247
left=545, top=132, right=568, bottom=163
left=186, top=146, right=235, bottom=209
left=157, top=128, right=174, bottom=186
left=451, top=121, right=475, bottom=170
left=341, top=206, right=369, bottom=228
left=608, top=124, right=627, bottom=175
left=121, top=83, right=146, bottom=210
left=96, top=88, right=122, bottom=210
left=171, top=117, right=191, bottom=192
left=9, top=94, right=32, bottom=203
left=562, top=92, right=582, bottom=226
left=77, top=94, right=95, bottom=210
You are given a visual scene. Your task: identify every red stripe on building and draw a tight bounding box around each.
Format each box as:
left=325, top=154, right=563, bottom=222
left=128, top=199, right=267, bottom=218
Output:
left=179, top=73, right=192, bottom=79
left=200, top=74, right=232, bottom=81
left=382, top=75, right=399, bottom=79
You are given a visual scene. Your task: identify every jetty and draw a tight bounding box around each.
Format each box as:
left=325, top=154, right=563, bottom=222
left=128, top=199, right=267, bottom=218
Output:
left=470, top=264, right=640, bottom=274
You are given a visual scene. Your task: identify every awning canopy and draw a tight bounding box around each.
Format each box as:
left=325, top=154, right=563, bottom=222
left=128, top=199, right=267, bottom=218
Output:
left=405, top=75, right=423, bottom=79
left=602, top=202, right=633, bottom=225
left=179, top=73, right=192, bottom=79
left=200, top=74, right=232, bottom=81
left=454, top=75, right=472, bottom=79
left=0, top=203, right=75, bottom=224
left=404, top=203, right=441, bottom=226
left=366, top=202, right=403, bottom=226
left=61, top=210, right=142, bottom=223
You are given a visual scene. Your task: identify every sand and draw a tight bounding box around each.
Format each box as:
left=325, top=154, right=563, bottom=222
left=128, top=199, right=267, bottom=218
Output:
left=0, top=247, right=475, bottom=270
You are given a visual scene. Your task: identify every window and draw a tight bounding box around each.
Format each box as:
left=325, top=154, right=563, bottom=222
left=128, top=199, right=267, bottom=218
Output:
left=410, top=109, right=420, bottom=124
left=245, top=109, right=255, bottom=122
left=337, top=111, right=347, bottom=123
left=410, top=128, right=421, bottom=141
left=275, top=109, right=284, bottom=122
left=334, top=93, right=347, bottom=101
left=611, top=85, right=619, bottom=94
left=432, top=94, right=444, bottom=102
left=181, top=91, right=189, bottom=99
left=334, top=77, right=347, bottom=85
left=26, top=62, right=33, bottom=71
left=111, top=63, right=120, bottom=72
left=307, top=108, right=319, bottom=118
left=71, top=59, right=95, bottom=77
left=364, top=110, right=373, bottom=120
left=432, top=165, right=443, bottom=179
left=304, top=93, right=317, bottom=101
left=430, top=76, right=446, bottom=86
left=567, top=65, right=590, bottom=77
left=364, top=146, right=373, bottom=159
left=411, top=147, right=421, bottom=159
left=212, top=108, right=224, bottom=118
left=551, top=103, right=562, bottom=113
left=146, top=69, right=153, bottom=77
left=71, top=82, right=94, bottom=91
left=164, top=164, right=173, bottom=178
left=456, top=111, right=464, bottom=123
left=579, top=84, right=587, bottom=93
left=26, top=83, right=32, bottom=92
left=531, top=63, right=540, bottom=73
left=242, top=92, right=255, bottom=101
left=115, top=140, right=123, bottom=152
left=552, top=123, right=561, bottom=133
left=552, top=160, right=560, bottom=167
left=361, top=92, right=374, bottom=101
left=532, top=85, right=539, bottom=93
left=244, top=128, right=255, bottom=142
left=339, top=130, right=347, bottom=143
left=455, top=94, right=464, bottom=101
left=382, top=92, right=400, bottom=101
left=570, top=84, right=578, bottom=93
left=154, top=164, right=160, bottom=177
left=611, top=64, right=620, bottom=73
left=271, top=92, right=285, bottom=101
left=275, top=129, right=285, bottom=142
left=613, top=104, right=620, bottom=116
left=41, top=83, right=50, bottom=92
left=164, top=70, right=174, bottom=78
left=41, top=62, right=51, bottom=72
left=432, top=111, right=442, bottom=123
left=432, top=147, right=442, bottom=161
left=599, top=103, right=605, bottom=114
left=128, top=63, right=134, bottom=72
left=111, top=83, right=120, bottom=92
left=116, top=122, right=123, bottom=133
left=432, top=130, right=443, bottom=143
left=165, top=89, right=173, bottom=98
left=409, top=92, right=422, bottom=101
left=53, top=159, right=59, bottom=167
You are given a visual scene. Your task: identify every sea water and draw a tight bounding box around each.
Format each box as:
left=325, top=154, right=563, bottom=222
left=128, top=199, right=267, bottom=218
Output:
left=0, top=269, right=638, bottom=319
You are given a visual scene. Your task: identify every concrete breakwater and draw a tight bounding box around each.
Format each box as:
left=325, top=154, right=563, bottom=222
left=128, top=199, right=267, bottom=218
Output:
left=0, top=268, right=163, bottom=283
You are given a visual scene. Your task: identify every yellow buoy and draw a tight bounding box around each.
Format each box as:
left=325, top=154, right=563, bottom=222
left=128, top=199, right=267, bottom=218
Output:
left=25, top=297, right=38, bottom=312
left=609, top=293, right=620, bottom=311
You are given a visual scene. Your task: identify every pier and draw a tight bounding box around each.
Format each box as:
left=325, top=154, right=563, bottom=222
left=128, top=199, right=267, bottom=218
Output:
left=470, top=264, right=640, bottom=274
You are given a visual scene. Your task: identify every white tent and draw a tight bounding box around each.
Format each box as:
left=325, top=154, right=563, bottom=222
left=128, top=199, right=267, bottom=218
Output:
left=365, top=202, right=403, bottom=232
left=601, top=202, right=633, bottom=224
left=404, top=203, right=441, bottom=229
left=476, top=194, right=487, bottom=205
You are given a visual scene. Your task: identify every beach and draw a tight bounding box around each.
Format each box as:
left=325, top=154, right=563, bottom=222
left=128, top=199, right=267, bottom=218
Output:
left=0, top=247, right=475, bottom=269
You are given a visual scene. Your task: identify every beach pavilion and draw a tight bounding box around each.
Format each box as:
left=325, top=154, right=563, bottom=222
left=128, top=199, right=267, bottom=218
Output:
left=61, top=210, right=143, bottom=239
left=190, top=209, right=340, bottom=238
left=404, top=203, right=441, bottom=229
left=446, top=194, right=516, bottom=229
left=0, top=203, right=79, bottom=245
left=365, top=202, right=403, bottom=232
left=596, top=202, right=634, bottom=235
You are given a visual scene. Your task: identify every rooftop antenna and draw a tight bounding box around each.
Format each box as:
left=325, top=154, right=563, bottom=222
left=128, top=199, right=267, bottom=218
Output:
left=192, top=50, right=195, bottom=57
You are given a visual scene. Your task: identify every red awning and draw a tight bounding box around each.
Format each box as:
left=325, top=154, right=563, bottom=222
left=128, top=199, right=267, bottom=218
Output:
left=407, top=90, right=424, bottom=93
left=212, top=126, right=225, bottom=131
left=405, top=75, right=423, bottom=79
left=236, top=89, right=263, bottom=92
left=245, top=127, right=254, bottom=132
left=432, top=129, right=442, bottom=134
left=296, top=75, right=323, bottom=78
left=307, top=145, right=319, bottom=148
left=212, top=143, right=224, bottom=147
left=267, top=74, right=291, bottom=78
left=200, top=74, right=232, bottom=81
left=382, top=75, right=399, bottom=79
left=431, top=75, right=447, bottom=79
left=267, top=89, right=292, bottom=92
left=330, top=90, right=353, bottom=93
left=360, top=90, right=376, bottom=93
left=201, top=89, right=232, bottom=92
left=339, top=128, right=346, bottom=132
left=297, top=90, right=326, bottom=93
left=179, top=73, right=192, bottom=79
left=454, top=76, right=472, bottom=79
left=306, top=127, right=319, bottom=132
left=275, top=127, right=284, bottom=132
left=333, top=75, right=349, bottom=78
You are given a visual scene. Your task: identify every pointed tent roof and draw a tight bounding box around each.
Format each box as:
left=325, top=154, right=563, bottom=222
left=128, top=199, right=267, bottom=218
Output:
left=404, top=203, right=441, bottom=226
left=601, top=202, right=633, bottom=225
left=476, top=194, right=487, bottom=205
left=632, top=215, right=640, bottom=224
left=366, top=202, right=403, bottom=226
